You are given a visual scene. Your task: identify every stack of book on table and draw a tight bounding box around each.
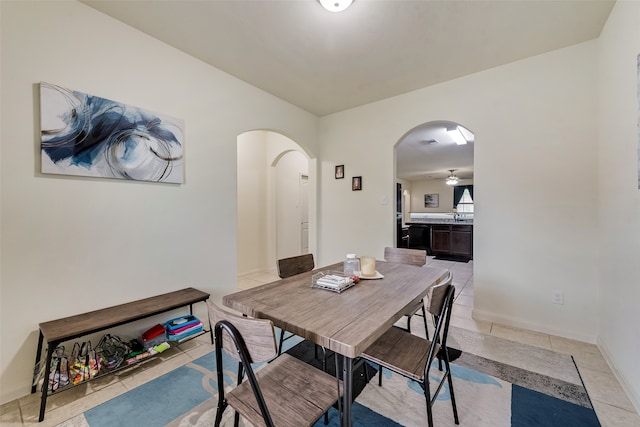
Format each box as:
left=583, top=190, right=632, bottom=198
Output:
left=165, top=315, right=203, bottom=342
left=311, top=271, right=355, bottom=293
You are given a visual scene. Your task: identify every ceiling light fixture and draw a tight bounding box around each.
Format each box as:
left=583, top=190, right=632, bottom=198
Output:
left=446, top=169, right=459, bottom=186
left=419, top=139, right=438, bottom=145
left=447, top=126, right=468, bottom=145
left=318, top=0, right=353, bottom=12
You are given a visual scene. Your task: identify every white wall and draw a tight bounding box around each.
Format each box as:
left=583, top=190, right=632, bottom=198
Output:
left=0, top=1, right=318, bottom=404
left=596, top=0, right=640, bottom=411
left=319, top=41, right=600, bottom=343
left=237, top=132, right=270, bottom=275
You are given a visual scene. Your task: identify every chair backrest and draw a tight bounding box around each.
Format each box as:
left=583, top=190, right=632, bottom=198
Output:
left=277, top=253, right=314, bottom=278
left=425, top=270, right=453, bottom=316
left=424, top=280, right=456, bottom=379
left=208, top=301, right=278, bottom=426
left=384, top=247, right=427, bottom=267
left=424, top=277, right=455, bottom=371
left=207, top=300, right=277, bottom=363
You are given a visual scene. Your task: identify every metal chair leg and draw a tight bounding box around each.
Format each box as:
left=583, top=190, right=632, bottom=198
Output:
left=316, top=346, right=330, bottom=425
left=234, top=362, right=244, bottom=427
left=424, top=379, right=434, bottom=427
left=421, top=304, right=429, bottom=340
left=277, top=329, right=286, bottom=355
left=444, top=357, right=460, bottom=424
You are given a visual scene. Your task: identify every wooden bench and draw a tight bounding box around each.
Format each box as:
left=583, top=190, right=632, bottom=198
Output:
left=32, top=287, right=210, bottom=422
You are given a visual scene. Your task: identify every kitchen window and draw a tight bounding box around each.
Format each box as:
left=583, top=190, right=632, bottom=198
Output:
left=456, top=188, right=474, bottom=213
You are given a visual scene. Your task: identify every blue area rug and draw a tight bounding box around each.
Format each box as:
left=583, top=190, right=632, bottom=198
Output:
left=314, top=404, right=403, bottom=427
left=82, top=330, right=298, bottom=427
left=84, top=365, right=212, bottom=427
left=511, top=385, right=601, bottom=427
left=71, top=335, right=600, bottom=427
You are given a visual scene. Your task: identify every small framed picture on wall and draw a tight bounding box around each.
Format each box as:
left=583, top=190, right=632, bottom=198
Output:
left=335, top=165, right=344, bottom=179
left=424, top=193, right=439, bottom=208
left=352, top=176, right=362, bottom=191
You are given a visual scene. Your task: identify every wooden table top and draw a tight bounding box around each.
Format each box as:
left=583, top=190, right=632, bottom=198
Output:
left=223, top=262, right=448, bottom=358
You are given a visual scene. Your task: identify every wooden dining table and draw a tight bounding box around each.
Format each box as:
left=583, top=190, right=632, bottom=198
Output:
left=223, top=260, right=449, bottom=427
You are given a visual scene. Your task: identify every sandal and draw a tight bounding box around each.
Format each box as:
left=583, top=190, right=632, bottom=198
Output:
left=48, top=358, right=60, bottom=392
left=47, top=345, right=66, bottom=392
left=88, top=349, right=100, bottom=378
left=69, top=342, right=85, bottom=384
left=59, top=357, right=69, bottom=387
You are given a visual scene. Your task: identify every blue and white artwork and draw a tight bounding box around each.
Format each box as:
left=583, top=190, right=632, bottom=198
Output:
left=40, top=82, right=184, bottom=183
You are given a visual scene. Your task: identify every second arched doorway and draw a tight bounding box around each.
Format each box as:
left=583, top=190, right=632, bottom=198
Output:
left=237, top=130, right=315, bottom=285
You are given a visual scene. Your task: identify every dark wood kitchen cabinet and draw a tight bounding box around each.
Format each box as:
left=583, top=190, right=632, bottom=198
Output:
left=431, top=224, right=473, bottom=260
left=431, top=226, right=450, bottom=253
left=408, top=224, right=432, bottom=254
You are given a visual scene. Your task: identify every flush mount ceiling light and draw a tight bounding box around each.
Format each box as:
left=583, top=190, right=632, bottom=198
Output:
left=318, top=0, right=353, bottom=12
left=419, top=139, right=438, bottom=145
left=446, top=126, right=468, bottom=145
left=446, top=169, right=459, bottom=186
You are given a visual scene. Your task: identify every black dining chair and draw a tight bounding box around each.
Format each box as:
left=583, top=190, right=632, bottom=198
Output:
left=276, top=254, right=315, bottom=354
left=360, top=277, right=459, bottom=427
left=208, top=300, right=342, bottom=427
left=384, top=247, right=429, bottom=335
left=277, top=253, right=315, bottom=279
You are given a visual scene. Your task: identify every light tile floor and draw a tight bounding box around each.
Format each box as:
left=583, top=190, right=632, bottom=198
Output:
left=424, top=257, right=640, bottom=426
left=2, top=258, right=639, bottom=426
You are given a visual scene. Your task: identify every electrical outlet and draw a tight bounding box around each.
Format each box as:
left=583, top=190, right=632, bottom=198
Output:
left=551, top=290, right=564, bottom=305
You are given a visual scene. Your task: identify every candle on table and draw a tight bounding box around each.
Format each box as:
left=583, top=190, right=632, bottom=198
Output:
left=361, top=256, right=376, bottom=277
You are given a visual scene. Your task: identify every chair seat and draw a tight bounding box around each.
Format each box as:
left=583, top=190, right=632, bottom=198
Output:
left=226, top=353, right=342, bottom=427
left=361, top=281, right=459, bottom=427
left=362, top=326, right=440, bottom=382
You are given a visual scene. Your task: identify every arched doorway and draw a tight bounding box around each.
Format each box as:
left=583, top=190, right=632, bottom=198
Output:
left=236, top=130, right=314, bottom=286
left=394, top=120, right=474, bottom=254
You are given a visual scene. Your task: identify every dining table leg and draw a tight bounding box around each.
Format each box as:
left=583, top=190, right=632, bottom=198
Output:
left=341, top=354, right=353, bottom=427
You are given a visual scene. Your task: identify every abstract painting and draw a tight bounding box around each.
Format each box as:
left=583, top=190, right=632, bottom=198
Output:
left=40, top=82, right=184, bottom=183
left=424, top=193, right=439, bottom=208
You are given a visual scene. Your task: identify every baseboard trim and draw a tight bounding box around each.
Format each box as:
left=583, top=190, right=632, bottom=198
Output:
left=472, top=308, right=598, bottom=344
left=597, top=336, right=640, bottom=414
left=237, top=267, right=277, bottom=279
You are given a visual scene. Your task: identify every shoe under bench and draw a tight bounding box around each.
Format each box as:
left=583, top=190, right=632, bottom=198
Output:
left=31, top=287, right=210, bottom=422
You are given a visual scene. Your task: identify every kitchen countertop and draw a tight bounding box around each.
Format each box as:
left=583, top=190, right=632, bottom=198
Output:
left=406, top=219, right=473, bottom=225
